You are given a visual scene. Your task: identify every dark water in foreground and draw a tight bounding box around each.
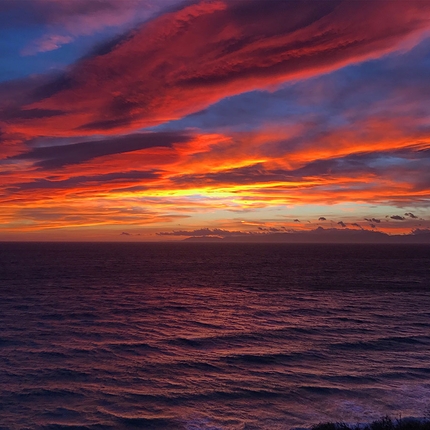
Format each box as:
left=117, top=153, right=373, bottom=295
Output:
left=1, top=243, right=430, bottom=430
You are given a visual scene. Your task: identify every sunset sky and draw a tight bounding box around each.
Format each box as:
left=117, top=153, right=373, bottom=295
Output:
left=1, top=0, right=430, bottom=241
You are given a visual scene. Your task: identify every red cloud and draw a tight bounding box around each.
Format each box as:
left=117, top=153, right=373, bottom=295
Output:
left=3, top=0, right=430, bottom=137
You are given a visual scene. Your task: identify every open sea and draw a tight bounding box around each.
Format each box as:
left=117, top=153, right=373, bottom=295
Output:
left=1, top=242, right=430, bottom=430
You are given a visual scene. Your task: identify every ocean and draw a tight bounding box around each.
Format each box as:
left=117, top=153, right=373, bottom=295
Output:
left=1, top=243, right=430, bottom=430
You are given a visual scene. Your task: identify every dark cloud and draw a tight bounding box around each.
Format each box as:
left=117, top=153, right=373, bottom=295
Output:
left=258, top=226, right=288, bottom=232
left=1, top=108, right=64, bottom=121
left=318, top=217, right=327, bottom=221
left=294, top=153, right=377, bottom=177
left=405, top=212, right=418, bottom=219
left=171, top=163, right=292, bottom=187
left=119, top=232, right=143, bottom=237
left=365, top=218, right=381, bottom=223
left=269, top=227, right=282, bottom=232
left=76, top=117, right=134, bottom=132
left=337, top=221, right=346, bottom=227
left=30, top=75, right=74, bottom=104
left=294, top=219, right=300, bottom=223
left=390, top=215, right=406, bottom=220
left=10, top=131, right=190, bottom=169
left=351, top=223, right=363, bottom=229
left=10, top=170, right=160, bottom=192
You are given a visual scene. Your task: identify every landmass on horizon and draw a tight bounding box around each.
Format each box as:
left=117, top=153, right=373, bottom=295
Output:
left=177, top=227, right=430, bottom=243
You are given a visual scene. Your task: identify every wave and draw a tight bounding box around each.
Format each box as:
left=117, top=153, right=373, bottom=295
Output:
left=298, top=385, right=353, bottom=395
left=0, top=336, right=21, bottom=347
left=321, top=375, right=379, bottom=384
left=13, top=388, right=85, bottom=401
left=99, top=409, right=183, bottom=429
left=221, top=350, right=326, bottom=365
left=2, top=243, right=430, bottom=429
left=329, top=336, right=430, bottom=352
left=122, top=386, right=288, bottom=405
left=106, top=342, right=162, bottom=354
left=164, top=327, right=317, bottom=351
left=40, top=425, right=110, bottom=430
left=167, top=337, right=206, bottom=348
left=115, top=416, right=182, bottom=429
left=44, top=368, right=91, bottom=382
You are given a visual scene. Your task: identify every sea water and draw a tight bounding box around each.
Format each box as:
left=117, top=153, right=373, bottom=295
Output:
left=1, top=243, right=430, bottom=429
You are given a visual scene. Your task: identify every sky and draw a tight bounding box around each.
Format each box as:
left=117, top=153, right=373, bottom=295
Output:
left=1, top=0, right=430, bottom=242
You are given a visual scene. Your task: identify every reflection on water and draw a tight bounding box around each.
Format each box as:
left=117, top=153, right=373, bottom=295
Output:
left=1, top=243, right=430, bottom=429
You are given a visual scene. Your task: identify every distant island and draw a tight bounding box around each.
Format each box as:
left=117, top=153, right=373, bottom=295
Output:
left=178, top=227, right=430, bottom=244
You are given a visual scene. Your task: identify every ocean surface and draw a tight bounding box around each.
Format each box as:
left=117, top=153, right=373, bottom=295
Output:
left=1, top=242, right=430, bottom=430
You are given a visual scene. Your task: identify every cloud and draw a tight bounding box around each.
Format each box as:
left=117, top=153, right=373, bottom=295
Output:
left=160, top=37, right=430, bottom=136
left=390, top=215, right=406, bottom=220
left=21, top=35, right=73, bottom=56
left=8, top=170, right=160, bottom=193
left=3, top=0, right=430, bottom=137
left=10, top=131, right=190, bottom=169
left=2, top=202, right=185, bottom=232
left=162, top=147, right=429, bottom=209
left=405, top=212, right=418, bottom=219
left=318, top=217, right=327, bottom=221
left=180, top=132, right=430, bottom=204
left=257, top=226, right=289, bottom=232
left=337, top=221, right=346, bottom=227
left=365, top=218, right=381, bottom=223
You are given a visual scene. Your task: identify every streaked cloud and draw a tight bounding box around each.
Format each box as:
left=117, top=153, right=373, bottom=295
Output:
left=10, top=131, right=191, bottom=169
left=3, top=0, right=430, bottom=137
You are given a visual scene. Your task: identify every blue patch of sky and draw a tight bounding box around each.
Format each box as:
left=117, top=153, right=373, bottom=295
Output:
left=0, top=26, right=45, bottom=81
left=0, top=0, right=182, bottom=83
left=0, top=27, right=130, bottom=82
left=149, top=89, right=317, bottom=133
left=367, top=155, right=411, bottom=169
